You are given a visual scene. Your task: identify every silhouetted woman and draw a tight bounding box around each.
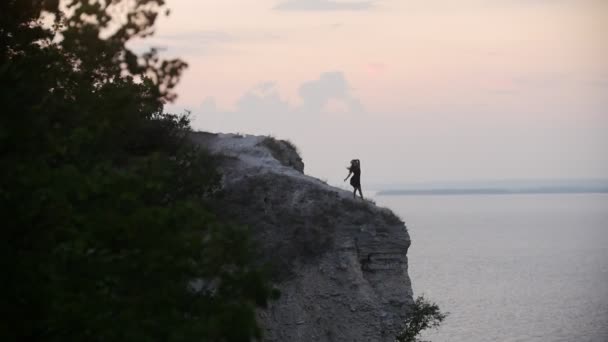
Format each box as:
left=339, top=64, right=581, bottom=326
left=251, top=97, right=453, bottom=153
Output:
left=344, top=159, right=363, bottom=199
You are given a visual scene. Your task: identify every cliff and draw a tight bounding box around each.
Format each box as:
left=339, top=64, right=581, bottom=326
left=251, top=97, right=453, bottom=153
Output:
left=190, top=132, right=414, bottom=342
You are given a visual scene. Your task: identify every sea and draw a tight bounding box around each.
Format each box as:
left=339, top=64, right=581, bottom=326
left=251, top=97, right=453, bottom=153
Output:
left=373, top=193, right=608, bottom=342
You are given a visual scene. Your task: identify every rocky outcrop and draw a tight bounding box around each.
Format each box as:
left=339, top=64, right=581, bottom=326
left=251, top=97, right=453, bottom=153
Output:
left=190, top=132, right=413, bottom=342
left=259, top=136, right=305, bottom=173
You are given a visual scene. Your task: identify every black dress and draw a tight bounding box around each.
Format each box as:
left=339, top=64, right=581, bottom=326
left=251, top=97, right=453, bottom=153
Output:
left=350, top=166, right=361, bottom=188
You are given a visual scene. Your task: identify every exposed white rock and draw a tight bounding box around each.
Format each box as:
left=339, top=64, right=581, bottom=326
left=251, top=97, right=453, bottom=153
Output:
left=190, top=132, right=413, bottom=342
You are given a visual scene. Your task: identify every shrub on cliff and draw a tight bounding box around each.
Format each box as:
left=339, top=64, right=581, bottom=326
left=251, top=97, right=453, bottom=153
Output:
left=396, top=296, right=448, bottom=342
left=259, top=136, right=304, bottom=172
left=0, top=1, right=274, bottom=341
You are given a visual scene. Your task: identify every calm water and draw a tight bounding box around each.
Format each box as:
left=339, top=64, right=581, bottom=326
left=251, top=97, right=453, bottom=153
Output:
left=375, top=193, right=608, bottom=342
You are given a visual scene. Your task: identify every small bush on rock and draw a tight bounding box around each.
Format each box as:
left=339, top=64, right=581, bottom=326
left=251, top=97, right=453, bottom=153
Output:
left=396, top=296, right=448, bottom=342
left=259, top=137, right=304, bottom=172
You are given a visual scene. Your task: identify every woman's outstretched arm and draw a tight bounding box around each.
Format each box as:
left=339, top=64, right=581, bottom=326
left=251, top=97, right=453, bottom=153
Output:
left=344, top=169, right=352, bottom=182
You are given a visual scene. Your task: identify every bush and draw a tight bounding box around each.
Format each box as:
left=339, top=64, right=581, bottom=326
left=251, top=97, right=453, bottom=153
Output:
left=1, top=2, right=275, bottom=341
left=259, top=136, right=303, bottom=171
left=396, top=296, right=448, bottom=342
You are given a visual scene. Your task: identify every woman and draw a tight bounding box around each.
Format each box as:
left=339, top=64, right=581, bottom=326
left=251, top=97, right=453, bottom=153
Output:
left=344, top=159, right=363, bottom=199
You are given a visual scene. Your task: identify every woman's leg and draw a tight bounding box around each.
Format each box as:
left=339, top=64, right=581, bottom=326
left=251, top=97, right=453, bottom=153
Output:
left=353, top=187, right=357, bottom=198
left=357, top=187, right=364, bottom=199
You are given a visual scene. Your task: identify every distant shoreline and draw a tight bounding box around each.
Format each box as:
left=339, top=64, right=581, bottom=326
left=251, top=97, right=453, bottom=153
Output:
left=376, top=188, right=608, bottom=196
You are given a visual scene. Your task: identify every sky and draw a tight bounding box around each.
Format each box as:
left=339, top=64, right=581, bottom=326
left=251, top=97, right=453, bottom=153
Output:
left=132, top=0, right=608, bottom=187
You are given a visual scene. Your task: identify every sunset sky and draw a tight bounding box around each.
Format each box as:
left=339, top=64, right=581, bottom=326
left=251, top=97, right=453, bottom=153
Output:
left=134, top=0, right=608, bottom=186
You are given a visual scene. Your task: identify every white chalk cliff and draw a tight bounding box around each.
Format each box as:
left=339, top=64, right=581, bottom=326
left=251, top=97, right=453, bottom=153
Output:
left=190, top=132, right=414, bottom=342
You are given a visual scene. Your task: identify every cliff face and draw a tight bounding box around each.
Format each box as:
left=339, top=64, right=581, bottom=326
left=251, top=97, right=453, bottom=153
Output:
left=190, top=132, right=413, bottom=342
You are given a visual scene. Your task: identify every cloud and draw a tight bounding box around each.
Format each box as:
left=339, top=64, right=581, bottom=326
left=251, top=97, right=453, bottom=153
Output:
left=192, top=72, right=364, bottom=135
left=512, top=72, right=567, bottom=87
left=156, top=30, right=234, bottom=44
left=298, top=72, right=362, bottom=113
left=235, top=82, right=291, bottom=115
left=275, top=0, right=375, bottom=11
left=156, top=30, right=282, bottom=44
left=127, top=30, right=281, bottom=56
left=501, top=0, right=574, bottom=4
left=588, top=76, right=608, bottom=89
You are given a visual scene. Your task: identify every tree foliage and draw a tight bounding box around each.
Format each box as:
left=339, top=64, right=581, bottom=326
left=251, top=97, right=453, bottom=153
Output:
left=1, top=1, right=275, bottom=341
left=396, top=296, right=448, bottom=342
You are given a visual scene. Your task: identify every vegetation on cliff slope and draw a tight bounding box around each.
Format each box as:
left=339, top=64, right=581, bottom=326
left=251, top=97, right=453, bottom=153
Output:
left=396, top=296, right=448, bottom=342
left=1, top=1, right=274, bottom=341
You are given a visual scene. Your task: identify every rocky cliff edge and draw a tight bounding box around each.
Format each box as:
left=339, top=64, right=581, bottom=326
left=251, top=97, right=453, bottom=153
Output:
left=190, top=132, right=413, bottom=342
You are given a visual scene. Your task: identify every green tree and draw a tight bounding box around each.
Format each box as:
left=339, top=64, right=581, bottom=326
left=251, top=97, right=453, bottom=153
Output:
left=396, top=296, right=448, bottom=342
left=1, top=1, right=275, bottom=341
